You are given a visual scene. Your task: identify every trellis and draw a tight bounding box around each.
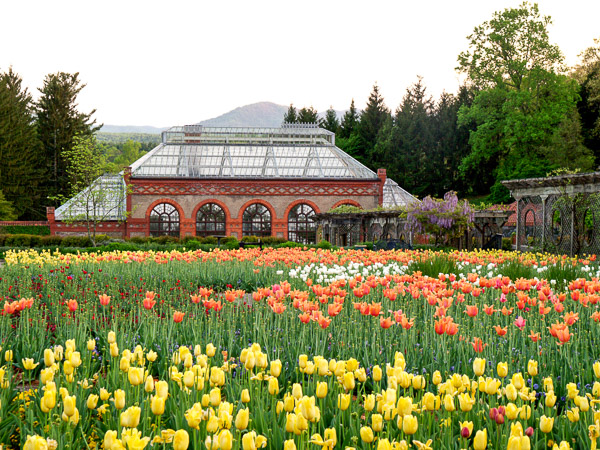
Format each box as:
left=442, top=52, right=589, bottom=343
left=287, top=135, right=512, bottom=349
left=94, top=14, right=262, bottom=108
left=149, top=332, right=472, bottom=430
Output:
left=502, top=172, right=600, bottom=256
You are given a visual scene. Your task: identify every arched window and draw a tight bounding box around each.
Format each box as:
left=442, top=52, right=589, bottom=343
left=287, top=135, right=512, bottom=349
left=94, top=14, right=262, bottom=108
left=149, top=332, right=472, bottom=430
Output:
left=242, top=204, right=271, bottom=237
left=149, top=203, right=180, bottom=237
left=196, top=203, right=226, bottom=237
left=288, top=204, right=316, bottom=244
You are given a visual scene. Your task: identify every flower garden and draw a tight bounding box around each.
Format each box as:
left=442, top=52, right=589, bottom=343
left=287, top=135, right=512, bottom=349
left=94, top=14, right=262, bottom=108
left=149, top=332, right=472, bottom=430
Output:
left=1, top=247, right=600, bottom=449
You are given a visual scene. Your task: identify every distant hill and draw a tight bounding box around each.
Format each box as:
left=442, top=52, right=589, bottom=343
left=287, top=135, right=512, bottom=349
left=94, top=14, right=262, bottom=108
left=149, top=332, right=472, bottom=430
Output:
left=197, top=102, right=288, bottom=127
left=100, top=125, right=166, bottom=134
left=101, top=102, right=348, bottom=133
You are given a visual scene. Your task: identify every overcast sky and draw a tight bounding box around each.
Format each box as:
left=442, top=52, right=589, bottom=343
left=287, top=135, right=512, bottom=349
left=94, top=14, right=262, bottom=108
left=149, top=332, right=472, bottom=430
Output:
left=2, top=0, right=599, bottom=127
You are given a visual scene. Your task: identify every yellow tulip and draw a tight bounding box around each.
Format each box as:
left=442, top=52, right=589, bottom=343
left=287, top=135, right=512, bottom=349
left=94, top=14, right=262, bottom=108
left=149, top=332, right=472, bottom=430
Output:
left=443, top=394, right=455, bottom=412
left=594, top=361, right=600, bottom=379
left=511, top=373, right=524, bottom=390
left=507, top=435, right=530, bottom=450
left=110, top=343, right=119, bottom=358
left=402, top=415, right=418, bottom=435
left=218, top=429, right=233, bottom=450
left=527, top=360, right=538, bottom=377
left=270, top=359, right=282, bottom=377
left=497, top=362, right=508, bottom=378
left=566, top=383, right=579, bottom=399
left=86, top=339, right=96, bottom=351
left=120, top=405, right=141, bottom=428
left=114, top=389, right=125, bottom=410
left=545, top=391, right=557, bottom=407
left=566, top=407, right=580, bottom=423
left=69, top=352, right=81, bottom=368
left=543, top=377, right=554, bottom=392
left=44, top=348, right=55, bottom=366
left=422, top=392, right=438, bottom=411
left=128, top=367, right=144, bottom=386
left=360, top=426, right=374, bottom=443
left=337, top=393, right=350, bottom=411
left=432, top=370, right=442, bottom=385
left=156, top=380, right=169, bottom=398
left=235, top=408, right=250, bottom=430
left=343, top=372, right=355, bottom=391
left=316, top=381, right=328, bottom=399
left=372, top=414, right=383, bottom=432
left=63, top=395, right=76, bottom=417
left=364, top=394, right=376, bottom=411
left=151, top=395, right=165, bottom=415
left=209, top=387, right=221, bottom=406
left=86, top=394, right=99, bottom=410
left=268, top=378, right=279, bottom=395
left=23, top=435, right=49, bottom=450
left=457, top=393, right=474, bottom=412
left=292, top=383, right=303, bottom=400
left=206, top=343, right=216, bottom=357
left=473, top=429, right=488, bottom=450
left=242, top=432, right=257, bottom=450
left=144, top=375, right=155, bottom=393
left=173, top=429, right=189, bottom=450
left=284, top=440, right=297, bottom=450
left=41, top=389, right=56, bottom=412
left=519, top=404, right=531, bottom=420
left=40, top=368, right=54, bottom=385
left=100, top=388, right=111, bottom=401
left=412, top=375, right=426, bottom=390
left=22, top=358, right=39, bottom=371
left=473, top=357, right=486, bottom=376
left=506, top=383, right=518, bottom=401
left=185, top=404, right=202, bottom=429
left=397, top=396, right=412, bottom=417
left=540, top=415, right=554, bottom=433
left=119, top=357, right=130, bottom=372
left=506, top=403, right=520, bottom=420
left=373, top=365, right=382, bottom=381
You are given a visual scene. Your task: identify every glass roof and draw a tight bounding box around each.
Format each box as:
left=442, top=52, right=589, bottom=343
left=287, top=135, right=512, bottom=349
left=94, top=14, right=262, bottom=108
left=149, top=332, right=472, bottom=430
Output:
left=55, top=175, right=126, bottom=221
left=382, top=178, right=419, bottom=208
left=131, top=125, right=377, bottom=179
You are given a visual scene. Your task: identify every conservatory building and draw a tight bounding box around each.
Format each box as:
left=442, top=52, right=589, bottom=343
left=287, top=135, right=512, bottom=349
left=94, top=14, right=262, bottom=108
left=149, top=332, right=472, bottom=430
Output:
left=47, top=124, right=415, bottom=243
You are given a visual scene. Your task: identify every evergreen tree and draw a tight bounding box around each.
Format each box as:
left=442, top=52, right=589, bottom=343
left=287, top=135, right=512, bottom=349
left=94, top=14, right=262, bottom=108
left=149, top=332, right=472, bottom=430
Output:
left=0, top=190, right=17, bottom=221
left=36, top=72, right=100, bottom=204
left=320, top=107, right=339, bottom=133
left=356, top=84, right=390, bottom=167
left=297, top=106, right=319, bottom=124
left=283, top=103, right=298, bottom=123
left=338, top=99, right=359, bottom=138
left=0, top=68, right=45, bottom=219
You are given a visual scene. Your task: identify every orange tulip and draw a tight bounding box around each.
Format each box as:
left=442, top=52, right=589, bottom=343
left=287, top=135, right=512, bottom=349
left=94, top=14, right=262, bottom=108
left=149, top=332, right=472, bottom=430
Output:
left=493, top=326, right=507, bottom=337
left=465, top=305, right=479, bottom=317
left=67, top=300, right=78, bottom=312
left=143, top=297, right=156, bottom=310
left=380, top=317, right=394, bottom=329
left=99, top=294, right=111, bottom=306
left=173, top=311, right=185, bottom=323
left=471, top=337, right=486, bottom=353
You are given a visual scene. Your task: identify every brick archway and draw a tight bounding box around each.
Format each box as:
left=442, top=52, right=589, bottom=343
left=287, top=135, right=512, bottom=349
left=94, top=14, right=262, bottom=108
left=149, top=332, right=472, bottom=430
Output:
left=145, top=198, right=185, bottom=238
left=235, top=199, right=277, bottom=238
left=331, top=199, right=362, bottom=209
left=191, top=199, right=232, bottom=236
left=283, top=199, right=320, bottom=241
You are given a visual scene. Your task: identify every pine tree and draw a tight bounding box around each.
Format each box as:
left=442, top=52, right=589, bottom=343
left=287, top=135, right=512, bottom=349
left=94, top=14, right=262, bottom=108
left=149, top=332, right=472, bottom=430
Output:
left=36, top=72, right=100, bottom=204
left=283, top=104, right=298, bottom=123
left=0, top=190, right=17, bottom=221
left=357, top=84, right=390, bottom=165
left=0, top=68, right=45, bottom=219
left=338, top=99, right=359, bottom=138
left=298, top=106, right=319, bottom=124
left=320, top=107, right=339, bottom=133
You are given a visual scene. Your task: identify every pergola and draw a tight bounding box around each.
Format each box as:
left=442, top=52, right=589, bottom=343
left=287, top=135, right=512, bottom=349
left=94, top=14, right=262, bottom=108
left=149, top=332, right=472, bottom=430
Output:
left=502, top=172, right=600, bottom=256
left=313, top=210, right=410, bottom=247
left=466, top=210, right=512, bottom=250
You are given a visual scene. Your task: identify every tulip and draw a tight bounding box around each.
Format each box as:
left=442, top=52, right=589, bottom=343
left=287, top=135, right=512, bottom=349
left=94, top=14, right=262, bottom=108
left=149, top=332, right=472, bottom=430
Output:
left=473, top=357, right=486, bottom=376
left=372, top=414, right=383, bottom=432
left=151, top=395, right=165, bottom=415
left=473, top=429, right=488, bottom=450
left=458, top=393, right=474, bottom=412
left=23, top=435, right=50, bottom=450
left=432, top=370, right=442, bottom=385
left=566, top=407, right=580, bottom=423
left=284, top=440, right=297, bottom=450
left=402, top=415, right=418, bottom=435
left=527, top=360, right=538, bottom=377
left=206, top=343, right=216, bottom=357
left=316, top=381, right=327, bottom=399
left=360, top=426, right=374, bottom=443
left=540, top=415, right=554, bottom=433
left=185, top=405, right=203, bottom=429
left=338, top=393, right=350, bottom=411
left=270, top=359, right=282, bottom=377
left=173, top=311, right=185, bottom=323
left=147, top=350, right=157, bottom=362
left=218, top=429, right=233, bottom=450
left=506, top=383, right=518, bottom=401
left=373, top=365, right=382, bottom=381
left=422, top=392, right=437, bottom=411
left=100, top=388, right=111, bottom=401
left=120, top=406, right=141, bottom=428
left=594, top=361, right=600, bottom=379
left=268, top=378, right=279, bottom=395
left=210, top=388, right=221, bottom=406
left=173, top=429, right=189, bottom=450
left=343, top=372, right=355, bottom=391
left=128, top=367, right=144, bottom=386
left=235, top=408, right=250, bottom=430
left=114, top=389, right=125, bottom=410
left=364, top=394, right=376, bottom=411
left=86, top=394, right=99, bottom=410
left=63, top=395, right=76, bottom=417
left=397, top=396, right=412, bottom=417
left=443, top=394, right=455, bottom=412
left=545, top=391, right=557, bottom=407
left=41, top=389, right=56, bottom=412
left=497, top=362, right=508, bottom=378
left=110, top=343, right=119, bottom=358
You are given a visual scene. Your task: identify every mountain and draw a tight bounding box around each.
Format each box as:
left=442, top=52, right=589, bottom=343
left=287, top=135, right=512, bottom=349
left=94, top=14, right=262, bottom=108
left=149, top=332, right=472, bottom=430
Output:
left=197, top=102, right=288, bottom=127
left=101, top=102, right=348, bottom=133
left=100, top=124, right=167, bottom=134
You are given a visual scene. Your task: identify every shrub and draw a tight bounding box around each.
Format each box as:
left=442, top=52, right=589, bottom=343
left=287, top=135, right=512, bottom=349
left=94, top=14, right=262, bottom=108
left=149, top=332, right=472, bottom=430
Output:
left=261, top=236, right=287, bottom=245
left=183, top=240, right=202, bottom=250
left=41, top=235, right=63, bottom=246
left=316, top=240, right=332, bottom=250
left=219, top=236, right=238, bottom=245
left=150, top=235, right=180, bottom=245
left=0, top=235, right=7, bottom=246
left=502, top=237, right=512, bottom=251
left=199, top=236, right=218, bottom=245
left=5, top=234, right=31, bottom=247
left=0, top=225, right=50, bottom=235
left=223, top=237, right=239, bottom=250
left=241, top=235, right=260, bottom=243
left=61, top=236, right=93, bottom=248
left=275, top=241, right=303, bottom=248
left=128, top=236, right=148, bottom=244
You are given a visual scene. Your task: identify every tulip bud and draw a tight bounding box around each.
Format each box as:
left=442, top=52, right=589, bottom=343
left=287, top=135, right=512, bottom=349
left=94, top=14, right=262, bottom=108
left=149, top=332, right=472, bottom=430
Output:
left=114, top=389, right=125, bottom=410
left=63, top=395, right=76, bottom=417
left=151, top=395, right=165, bottom=415
left=235, top=408, right=250, bottom=430
left=360, top=426, right=374, bottom=443
left=316, top=382, right=328, bottom=399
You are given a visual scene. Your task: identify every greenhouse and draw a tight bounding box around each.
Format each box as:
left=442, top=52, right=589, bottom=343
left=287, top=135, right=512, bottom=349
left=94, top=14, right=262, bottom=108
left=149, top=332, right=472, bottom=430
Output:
left=48, top=124, right=415, bottom=242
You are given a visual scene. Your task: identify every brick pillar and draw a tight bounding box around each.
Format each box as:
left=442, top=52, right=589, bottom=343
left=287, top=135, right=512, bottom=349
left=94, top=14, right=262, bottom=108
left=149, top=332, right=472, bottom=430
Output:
left=377, top=168, right=387, bottom=206
left=46, top=207, right=56, bottom=236
left=124, top=167, right=132, bottom=238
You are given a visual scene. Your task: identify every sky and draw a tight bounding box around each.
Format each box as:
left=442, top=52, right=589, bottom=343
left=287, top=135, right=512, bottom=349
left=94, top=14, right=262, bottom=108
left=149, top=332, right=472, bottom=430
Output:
left=2, top=0, right=599, bottom=127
